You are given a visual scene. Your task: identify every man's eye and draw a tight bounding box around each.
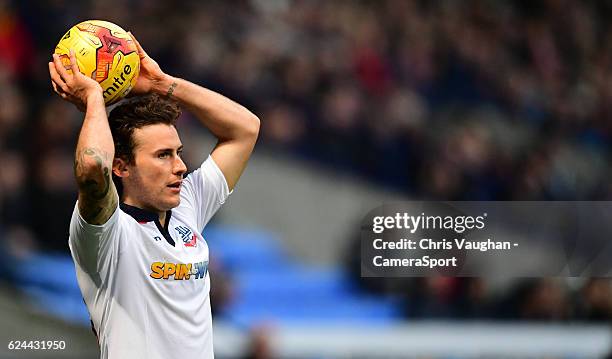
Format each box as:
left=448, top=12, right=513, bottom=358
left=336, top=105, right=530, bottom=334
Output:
left=158, top=153, right=169, bottom=159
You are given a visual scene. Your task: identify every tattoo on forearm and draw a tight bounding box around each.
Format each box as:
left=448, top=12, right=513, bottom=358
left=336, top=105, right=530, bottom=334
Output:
left=80, top=167, right=110, bottom=199
left=75, top=147, right=111, bottom=197
left=79, top=192, right=117, bottom=224
left=75, top=147, right=117, bottom=223
left=166, top=82, right=178, bottom=98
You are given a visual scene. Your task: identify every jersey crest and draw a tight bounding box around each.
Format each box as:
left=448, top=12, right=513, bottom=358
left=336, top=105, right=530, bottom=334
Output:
left=176, top=226, right=197, bottom=247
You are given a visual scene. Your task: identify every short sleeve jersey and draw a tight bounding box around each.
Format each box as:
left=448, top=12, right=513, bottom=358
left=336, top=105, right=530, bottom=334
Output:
left=69, top=156, right=230, bottom=359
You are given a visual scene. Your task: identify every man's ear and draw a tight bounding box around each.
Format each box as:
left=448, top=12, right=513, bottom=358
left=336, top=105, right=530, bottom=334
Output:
left=112, top=157, right=129, bottom=178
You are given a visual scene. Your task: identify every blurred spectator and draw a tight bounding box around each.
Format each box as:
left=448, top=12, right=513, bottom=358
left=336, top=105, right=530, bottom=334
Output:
left=209, top=257, right=235, bottom=317
left=0, top=0, right=33, bottom=77
left=498, top=279, right=570, bottom=321
left=241, top=325, right=275, bottom=359
left=575, top=279, right=612, bottom=322
left=30, top=149, right=76, bottom=252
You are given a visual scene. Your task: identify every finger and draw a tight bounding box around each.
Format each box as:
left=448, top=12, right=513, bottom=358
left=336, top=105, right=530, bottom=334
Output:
left=51, top=81, right=68, bottom=100
left=51, top=80, right=59, bottom=94
left=50, top=79, right=69, bottom=96
left=69, top=49, right=82, bottom=75
left=53, top=53, right=73, bottom=83
left=49, top=61, right=70, bottom=93
left=51, top=83, right=67, bottom=100
left=128, top=31, right=148, bottom=59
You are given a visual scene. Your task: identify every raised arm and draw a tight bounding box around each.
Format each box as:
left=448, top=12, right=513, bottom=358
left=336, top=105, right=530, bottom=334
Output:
left=157, top=78, right=259, bottom=191
left=49, top=51, right=118, bottom=224
left=128, top=34, right=260, bottom=191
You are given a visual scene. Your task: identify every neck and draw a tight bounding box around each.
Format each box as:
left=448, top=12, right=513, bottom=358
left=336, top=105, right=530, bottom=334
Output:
left=123, top=197, right=166, bottom=225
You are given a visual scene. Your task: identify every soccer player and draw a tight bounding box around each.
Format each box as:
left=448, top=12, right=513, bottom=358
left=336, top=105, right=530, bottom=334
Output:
left=48, top=34, right=259, bottom=359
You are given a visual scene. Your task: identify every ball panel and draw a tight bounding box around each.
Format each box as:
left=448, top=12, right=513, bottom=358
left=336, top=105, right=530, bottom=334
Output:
left=55, top=29, right=97, bottom=78
left=103, top=52, right=140, bottom=105
left=80, top=20, right=131, bottom=39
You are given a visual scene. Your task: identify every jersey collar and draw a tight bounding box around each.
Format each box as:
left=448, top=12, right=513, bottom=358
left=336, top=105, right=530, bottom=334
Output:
left=120, top=202, right=160, bottom=223
left=120, top=203, right=176, bottom=246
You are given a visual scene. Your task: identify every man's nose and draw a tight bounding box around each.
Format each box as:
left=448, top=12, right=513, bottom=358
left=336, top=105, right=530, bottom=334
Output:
left=174, top=156, right=187, bottom=175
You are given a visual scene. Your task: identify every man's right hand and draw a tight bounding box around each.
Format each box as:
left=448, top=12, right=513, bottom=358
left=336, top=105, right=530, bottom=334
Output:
left=49, top=50, right=103, bottom=112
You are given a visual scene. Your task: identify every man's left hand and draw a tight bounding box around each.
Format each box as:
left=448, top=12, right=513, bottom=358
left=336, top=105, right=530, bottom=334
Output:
left=128, top=32, right=168, bottom=96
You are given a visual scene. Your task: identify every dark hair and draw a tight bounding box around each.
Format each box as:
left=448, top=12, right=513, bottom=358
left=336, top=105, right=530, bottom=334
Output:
left=108, top=94, right=181, bottom=196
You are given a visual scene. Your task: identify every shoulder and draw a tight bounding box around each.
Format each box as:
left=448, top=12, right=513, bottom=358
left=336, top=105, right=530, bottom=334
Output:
left=68, top=203, right=135, bottom=270
left=70, top=201, right=137, bottom=240
left=181, top=156, right=231, bottom=203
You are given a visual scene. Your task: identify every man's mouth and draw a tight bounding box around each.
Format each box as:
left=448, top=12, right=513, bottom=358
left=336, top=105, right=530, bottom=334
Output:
left=167, top=180, right=182, bottom=192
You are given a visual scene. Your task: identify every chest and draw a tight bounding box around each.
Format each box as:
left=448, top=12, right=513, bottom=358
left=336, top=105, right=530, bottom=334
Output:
left=129, top=219, right=210, bottom=282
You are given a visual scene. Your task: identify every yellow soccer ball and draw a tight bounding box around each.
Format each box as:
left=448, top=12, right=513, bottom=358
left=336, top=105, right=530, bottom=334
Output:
left=55, top=20, right=140, bottom=105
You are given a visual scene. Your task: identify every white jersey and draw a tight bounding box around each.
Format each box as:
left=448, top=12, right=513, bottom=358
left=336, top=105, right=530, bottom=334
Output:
left=69, top=156, right=230, bottom=359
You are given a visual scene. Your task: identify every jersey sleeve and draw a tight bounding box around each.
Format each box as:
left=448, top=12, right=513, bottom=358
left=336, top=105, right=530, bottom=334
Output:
left=179, top=155, right=231, bottom=232
left=68, top=197, right=122, bottom=274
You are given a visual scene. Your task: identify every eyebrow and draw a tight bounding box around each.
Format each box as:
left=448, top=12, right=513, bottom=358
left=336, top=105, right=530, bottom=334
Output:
left=156, top=145, right=184, bottom=153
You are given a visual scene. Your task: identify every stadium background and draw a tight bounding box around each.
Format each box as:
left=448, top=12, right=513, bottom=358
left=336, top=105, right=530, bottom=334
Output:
left=0, top=0, right=611, bottom=358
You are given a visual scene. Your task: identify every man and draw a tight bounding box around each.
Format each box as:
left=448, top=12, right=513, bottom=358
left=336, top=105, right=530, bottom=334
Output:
left=48, top=34, right=259, bottom=359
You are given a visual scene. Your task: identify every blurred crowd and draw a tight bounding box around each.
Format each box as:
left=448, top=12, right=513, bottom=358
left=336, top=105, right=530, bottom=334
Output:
left=0, top=0, right=611, bottom=323
left=350, top=270, right=612, bottom=322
